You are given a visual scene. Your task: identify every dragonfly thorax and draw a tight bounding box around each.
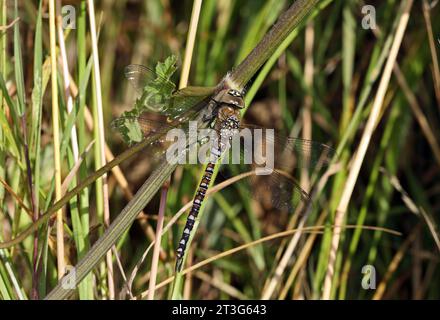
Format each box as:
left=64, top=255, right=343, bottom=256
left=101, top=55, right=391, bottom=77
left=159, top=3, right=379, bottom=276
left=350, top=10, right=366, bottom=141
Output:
left=211, top=89, right=244, bottom=136
left=215, top=105, right=241, bottom=146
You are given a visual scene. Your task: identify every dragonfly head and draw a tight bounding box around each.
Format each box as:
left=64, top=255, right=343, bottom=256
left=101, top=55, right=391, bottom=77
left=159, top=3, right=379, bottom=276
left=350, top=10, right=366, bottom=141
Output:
left=213, top=88, right=245, bottom=109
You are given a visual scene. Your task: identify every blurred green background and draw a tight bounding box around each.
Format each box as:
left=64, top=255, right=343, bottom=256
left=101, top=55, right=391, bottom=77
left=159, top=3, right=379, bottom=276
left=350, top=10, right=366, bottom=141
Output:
left=0, top=0, right=439, bottom=300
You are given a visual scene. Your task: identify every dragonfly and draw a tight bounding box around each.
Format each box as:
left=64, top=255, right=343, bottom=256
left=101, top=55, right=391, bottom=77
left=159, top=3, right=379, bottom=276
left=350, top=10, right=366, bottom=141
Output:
left=111, top=57, right=335, bottom=272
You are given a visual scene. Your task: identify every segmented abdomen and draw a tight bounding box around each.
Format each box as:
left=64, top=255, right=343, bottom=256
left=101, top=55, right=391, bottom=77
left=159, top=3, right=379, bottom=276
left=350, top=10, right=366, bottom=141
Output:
left=176, top=162, right=216, bottom=261
left=175, top=108, right=240, bottom=270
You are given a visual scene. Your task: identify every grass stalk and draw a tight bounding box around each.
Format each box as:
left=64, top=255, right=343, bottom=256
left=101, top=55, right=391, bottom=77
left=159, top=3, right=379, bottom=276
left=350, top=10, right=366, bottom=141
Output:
left=75, top=0, right=93, bottom=299
left=0, top=0, right=6, bottom=204
left=422, top=0, right=440, bottom=109
left=48, top=0, right=65, bottom=280
left=87, top=0, right=114, bottom=299
left=372, top=225, right=420, bottom=300
left=147, top=184, right=168, bottom=300
left=321, top=0, right=414, bottom=299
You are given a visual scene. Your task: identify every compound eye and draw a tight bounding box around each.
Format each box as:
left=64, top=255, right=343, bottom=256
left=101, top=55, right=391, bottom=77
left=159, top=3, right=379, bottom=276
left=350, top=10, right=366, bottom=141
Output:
left=228, top=89, right=242, bottom=97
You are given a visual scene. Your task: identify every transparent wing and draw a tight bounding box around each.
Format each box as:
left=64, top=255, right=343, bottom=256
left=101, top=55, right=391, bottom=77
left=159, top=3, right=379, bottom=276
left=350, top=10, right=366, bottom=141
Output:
left=239, top=124, right=335, bottom=170
left=219, top=165, right=311, bottom=214
left=219, top=162, right=311, bottom=215
left=111, top=113, right=182, bottom=161
left=124, top=64, right=171, bottom=95
left=217, top=126, right=335, bottom=214
left=124, top=64, right=216, bottom=119
left=171, top=86, right=217, bottom=119
left=110, top=95, right=214, bottom=163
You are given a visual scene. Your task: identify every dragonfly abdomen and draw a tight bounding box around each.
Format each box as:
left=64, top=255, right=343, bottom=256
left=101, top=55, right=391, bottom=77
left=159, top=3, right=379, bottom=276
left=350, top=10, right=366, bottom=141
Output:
left=176, top=162, right=216, bottom=262
left=175, top=104, right=241, bottom=271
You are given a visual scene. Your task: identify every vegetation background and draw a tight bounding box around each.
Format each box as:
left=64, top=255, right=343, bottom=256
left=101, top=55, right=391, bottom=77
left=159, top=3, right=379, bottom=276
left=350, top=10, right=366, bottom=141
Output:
left=0, top=0, right=439, bottom=299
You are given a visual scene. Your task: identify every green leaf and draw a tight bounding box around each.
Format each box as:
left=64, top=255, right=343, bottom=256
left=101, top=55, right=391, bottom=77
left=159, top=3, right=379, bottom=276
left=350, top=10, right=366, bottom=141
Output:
left=155, top=55, right=178, bottom=79
left=0, top=73, right=21, bottom=159
left=114, top=56, right=178, bottom=144
left=110, top=110, right=144, bottom=145
left=13, top=0, right=25, bottom=116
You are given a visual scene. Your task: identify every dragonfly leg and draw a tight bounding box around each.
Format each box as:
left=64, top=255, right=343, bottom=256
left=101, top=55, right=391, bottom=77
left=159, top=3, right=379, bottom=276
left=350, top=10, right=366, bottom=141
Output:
left=202, top=103, right=218, bottom=122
